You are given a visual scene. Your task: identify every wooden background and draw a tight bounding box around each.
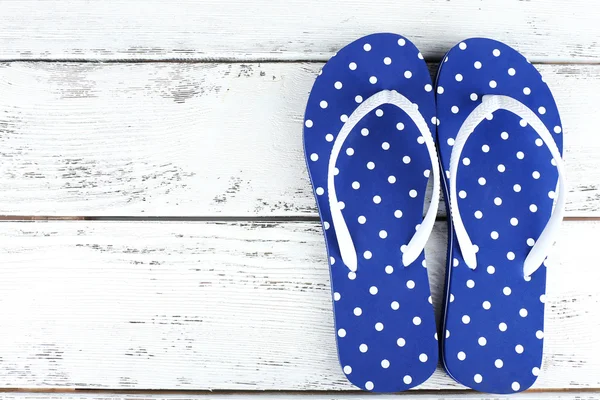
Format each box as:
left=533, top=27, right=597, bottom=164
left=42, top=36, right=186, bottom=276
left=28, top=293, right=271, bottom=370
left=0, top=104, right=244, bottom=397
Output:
left=0, top=1, right=598, bottom=399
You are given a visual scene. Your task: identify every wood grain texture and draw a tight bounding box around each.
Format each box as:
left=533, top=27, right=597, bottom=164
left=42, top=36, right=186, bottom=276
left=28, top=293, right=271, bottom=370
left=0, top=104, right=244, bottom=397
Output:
left=0, top=63, right=598, bottom=217
left=0, top=393, right=597, bottom=400
left=0, top=0, right=598, bottom=62
left=0, top=220, right=597, bottom=390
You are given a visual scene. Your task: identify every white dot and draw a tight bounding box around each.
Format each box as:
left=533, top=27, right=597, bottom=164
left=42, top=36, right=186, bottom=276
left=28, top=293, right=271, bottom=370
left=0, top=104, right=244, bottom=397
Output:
left=424, top=84, right=432, bottom=92
left=375, top=322, right=384, bottom=331
left=334, top=81, right=343, bottom=89
left=514, top=184, right=522, bottom=192
left=489, top=80, right=497, bottom=88
left=492, top=197, right=503, bottom=206
left=491, top=231, right=499, bottom=240
left=535, top=138, right=543, bottom=147
left=507, top=252, right=516, bottom=260
left=549, top=190, right=556, bottom=199
left=470, top=93, right=478, bottom=101
left=338, top=201, right=345, bottom=210
left=529, top=204, right=538, bottom=213
left=354, top=307, right=362, bottom=316
left=325, top=134, right=334, bottom=142
left=499, top=322, right=508, bottom=331
left=360, top=129, right=369, bottom=137
left=455, top=73, right=463, bottom=82
left=447, top=137, right=455, bottom=146
left=398, top=38, right=406, bottom=46
left=459, top=190, right=467, bottom=199
left=493, top=49, right=501, bottom=57
left=310, top=153, right=319, bottom=161
left=319, top=100, right=328, bottom=109
left=386, top=265, right=394, bottom=274
left=474, top=374, right=483, bottom=383
left=437, top=86, right=445, bottom=94
left=349, top=62, right=357, bottom=70
left=485, top=113, right=494, bottom=121
left=554, top=126, right=562, bottom=134
left=482, top=144, right=490, bottom=152
left=419, top=354, right=428, bottom=362
left=381, top=359, right=390, bottom=370
left=343, top=365, right=352, bottom=374
left=487, top=265, right=496, bottom=274
left=340, top=114, right=348, bottom=122
left=348, top=271, right=356, bottom=280
left=315, top=187, right=324, bottom=196
left=379, top=230, right=388, bottom=239
left=510, top=218, right=519, bottom=226
left=367, top=161, right=375, bottom=170
left=423, top=169, right=430, bottom=177
left=345, top=148, right=354, bottom=156
left=507, top=67, right=516, bottom=76
left=375, top=108, right=383, bottom=117
left=384, top=57, right=392, bottom=65
left=334, top=292, right=341, bottom=301
left=329, top=256, right=335, bottom=265
left=459, top=42, right=467, bottom=50
left=538, top=106, right=546, bottom=115
left=446, top=330, right=450, bottom=338
left=418, top=136, right=426, bottom=145
left=358, top=215, right=366, bottom=224
left=431, top=116, right=439, bottom=125
left=369, top=76, right=378, bottom=84
left=450, top=294, right=455, bottom=302
left=532, top=367, right=540, bottom=376
left=520, top=308, right=528, bottom=317
left=503, top=287, right=512, bottom=296
left=401, top=155, right=411, bottom=164
left=404, top=70, right=412, bottom=79
left=483, top=301, right=491, bottom=310
left=512, top=382, right=521, bottom=391
left=365, top=381, right=374, bottom=390
left=536, top=330, right=544, bottom=339
left=305, top=120, right=313, bottom=128
left=478, top=337, right=487, bottom=346
left=373, top=195, right=381, bottom=204
left=351, top=182, right=361, bottom=191
left=451, top=105, right=459, bottom=114
left=394, top=210, right=403, bottom=218
left=463, top=157, right=471, bottom=166
left=467, top=279, right=475, bottom=288
left=495, top=359, right=504, bottom=368
left=397, top=337, right=406, bottom=347
left=533, top=171, right=541, bottom=179
left=403, top=375, right=413, bottom=385
left=363, top=43, right=371, bottom=51
left=540, top=294, right=547, bottom=303
left=359, top=343, right=368, bottom=352
left=391, top=301, right=399, bottom=310
left=413, top=316, right=422, bottom=325
left=474, top=61, right=482, bottom=69
left=428, top=295, right=432, bottom=304
left=474, top=210, right=483, bottom=219
left=501, top=131, right=509, bottom=140
left=368, top=286, right=379, bottom=295
left=418, top=52, right=424, bottom=59
left=338, top=328, right=346, bottom=337
left=406, top=280, right=415, bottom=289
left=524, top=87, right=531, bottom=95
left=355, top=95, right=363, bottom=103
left=478, top=177, right=486, bottom=185
left=517, top=151, right=525, bottom=160
left=457, top=351, right=466, bottom=361
left=364, top=251, right=373, bottom=260
left=409, top=189, right=417, bottom=198
left=453, top=258, right=459, bottom=267
left=462, top=315, right=471, bottom=324
left=396, top=122, right=405, bottom=131
left=515, top=344, right=524, bottom=354
left=520, top=119, right=527, bottom=127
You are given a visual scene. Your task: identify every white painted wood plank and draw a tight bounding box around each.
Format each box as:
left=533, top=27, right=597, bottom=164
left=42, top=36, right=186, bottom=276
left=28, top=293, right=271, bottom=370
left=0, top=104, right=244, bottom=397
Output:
left=0, top=220, right=597, bottom=390
left=0, top=0, right=598, bottom=62
left=0, top=63, right=598, bottom=216
left=0, top=393, right=597, bottom=400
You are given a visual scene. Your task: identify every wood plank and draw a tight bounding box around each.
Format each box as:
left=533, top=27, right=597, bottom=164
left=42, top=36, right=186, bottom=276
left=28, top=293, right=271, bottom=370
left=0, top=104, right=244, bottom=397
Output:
left=0, top=63, right=598, bottom=217
left=0, top=392, right=597, bottom=400
left=0, top=0, right=598, bottom=62
left=0, top=220, right=597, bottom=390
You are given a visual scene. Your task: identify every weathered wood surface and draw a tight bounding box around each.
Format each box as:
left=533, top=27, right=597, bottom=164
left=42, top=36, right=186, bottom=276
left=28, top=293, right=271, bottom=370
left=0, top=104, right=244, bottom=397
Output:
left=0, top=393, right=597, bottom=400
left=0, top=0, right=598, bottom=62
left=0, top=220, right=597, bottom=389
left=0, top=63, right=598, bottom=216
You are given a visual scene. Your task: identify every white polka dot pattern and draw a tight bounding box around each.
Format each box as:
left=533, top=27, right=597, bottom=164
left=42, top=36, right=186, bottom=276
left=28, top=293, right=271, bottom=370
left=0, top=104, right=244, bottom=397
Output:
left=303, top=33, right=437, bottom=392
left=436, top=38, right=561, bottom=394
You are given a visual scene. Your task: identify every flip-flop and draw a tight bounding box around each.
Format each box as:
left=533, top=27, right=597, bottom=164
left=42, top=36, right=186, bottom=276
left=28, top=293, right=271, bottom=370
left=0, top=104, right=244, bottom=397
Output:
left=436, top=38, right=566, bottom=394
left=303, top=33, right=439, bottom=392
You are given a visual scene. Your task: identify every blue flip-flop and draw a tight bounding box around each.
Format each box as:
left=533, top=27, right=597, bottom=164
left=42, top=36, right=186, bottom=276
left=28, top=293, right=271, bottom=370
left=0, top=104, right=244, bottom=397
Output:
left=436, top=38, right=566, bottom=394
left=303, top=33, right=440, bottom=392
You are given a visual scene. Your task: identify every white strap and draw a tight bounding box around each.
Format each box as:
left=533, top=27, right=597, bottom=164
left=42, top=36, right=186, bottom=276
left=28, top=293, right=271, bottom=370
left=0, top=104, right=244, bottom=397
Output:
left=328, top=90, right=440, bottom=272
left=449, top=94, right=566, bottom=277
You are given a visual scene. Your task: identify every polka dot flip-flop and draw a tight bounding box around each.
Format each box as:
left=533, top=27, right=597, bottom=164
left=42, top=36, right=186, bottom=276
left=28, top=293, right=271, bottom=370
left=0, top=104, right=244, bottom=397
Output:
left=303, top=33, right=439, bottom=392
left=436, top=38, right=566, bottom=394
